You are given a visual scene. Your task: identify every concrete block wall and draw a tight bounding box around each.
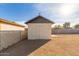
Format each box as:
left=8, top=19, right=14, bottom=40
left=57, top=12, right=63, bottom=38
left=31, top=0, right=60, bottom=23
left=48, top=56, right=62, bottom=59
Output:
left=0, top=30, right=28, bottom=51
left=52, top=29, right=79, bottom=34
left=0, top=23, right=28, bottom=51
left=1, top=31, right=21, bottom=49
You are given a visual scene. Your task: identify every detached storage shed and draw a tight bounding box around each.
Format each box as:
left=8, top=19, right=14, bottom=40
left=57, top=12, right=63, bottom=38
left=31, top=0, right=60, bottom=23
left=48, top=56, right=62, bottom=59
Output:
left=0, top=19, right=26, bottom=51
left=25, top=15, right=54, bottom=40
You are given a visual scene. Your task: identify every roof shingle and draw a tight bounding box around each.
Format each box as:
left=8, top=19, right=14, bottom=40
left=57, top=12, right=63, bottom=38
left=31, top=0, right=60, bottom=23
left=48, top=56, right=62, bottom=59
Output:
left=25, top=15, right=54, bottom=24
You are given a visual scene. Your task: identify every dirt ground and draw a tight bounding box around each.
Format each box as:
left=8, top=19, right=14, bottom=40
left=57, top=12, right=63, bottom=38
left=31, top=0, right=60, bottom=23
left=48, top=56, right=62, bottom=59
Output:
left=29, top=34, right=79, bottom=56
left=1, top=34, right=79, bottom=56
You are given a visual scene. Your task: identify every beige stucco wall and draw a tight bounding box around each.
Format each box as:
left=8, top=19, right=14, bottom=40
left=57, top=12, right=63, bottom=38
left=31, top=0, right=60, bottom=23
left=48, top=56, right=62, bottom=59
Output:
left=0, top=23, right=27, bottom=51
left=0, top=23, right=27, bottom=39
left=0, top=23, right=24, bottom=30
left=28, top=23, right=52, bottom=40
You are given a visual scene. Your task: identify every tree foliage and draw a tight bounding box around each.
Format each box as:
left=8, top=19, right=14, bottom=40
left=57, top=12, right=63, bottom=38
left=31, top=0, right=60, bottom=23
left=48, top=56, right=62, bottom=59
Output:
left=74, top=24, right=79, bottom=29
left=63, top=22, right=71, bottom=29
left=53, top=25, right=62, bottom=29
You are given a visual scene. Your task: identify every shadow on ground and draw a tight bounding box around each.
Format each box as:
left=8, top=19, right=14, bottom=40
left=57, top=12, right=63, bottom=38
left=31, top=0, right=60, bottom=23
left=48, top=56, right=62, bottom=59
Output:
left=1, top=39, right=50, bottom=56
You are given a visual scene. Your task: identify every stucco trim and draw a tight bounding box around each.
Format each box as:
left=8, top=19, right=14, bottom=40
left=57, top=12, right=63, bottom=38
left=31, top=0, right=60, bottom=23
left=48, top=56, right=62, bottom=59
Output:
left=0, top=18, right=25, bottom=27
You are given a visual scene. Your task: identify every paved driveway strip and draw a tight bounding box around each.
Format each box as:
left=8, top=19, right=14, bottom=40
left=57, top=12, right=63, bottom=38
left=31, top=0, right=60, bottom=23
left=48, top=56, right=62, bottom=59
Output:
left=0, top=39, right=49, bottom=56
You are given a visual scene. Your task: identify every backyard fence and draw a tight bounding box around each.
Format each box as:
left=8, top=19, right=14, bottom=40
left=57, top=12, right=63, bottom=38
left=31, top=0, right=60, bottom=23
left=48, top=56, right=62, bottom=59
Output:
left=52, top=29, right=79, bottom=34
left=1, top=28, right=79, bottom=51
left=0, top=29, right=27, bottom=51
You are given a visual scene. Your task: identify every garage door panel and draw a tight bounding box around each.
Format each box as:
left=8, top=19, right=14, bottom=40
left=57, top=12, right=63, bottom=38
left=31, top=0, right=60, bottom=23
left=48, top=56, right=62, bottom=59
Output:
left=28, top=23, right=51, bottom=39
left=28, top=24, right=40, bottom=39
left=39, top=24, right=51, bottom=39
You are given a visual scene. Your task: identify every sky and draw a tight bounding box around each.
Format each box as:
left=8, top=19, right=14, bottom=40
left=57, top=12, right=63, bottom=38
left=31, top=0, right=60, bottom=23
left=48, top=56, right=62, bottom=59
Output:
left=0, top=3, right=79, bottom=26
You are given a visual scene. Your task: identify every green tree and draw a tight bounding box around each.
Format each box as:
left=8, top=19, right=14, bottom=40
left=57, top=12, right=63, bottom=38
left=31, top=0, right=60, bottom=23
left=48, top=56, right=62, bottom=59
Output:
left=53, top=25, right=62, bottom=29
left=74, top=24, right=79, bottom=29
left=63, top=22, right=71, bottom=29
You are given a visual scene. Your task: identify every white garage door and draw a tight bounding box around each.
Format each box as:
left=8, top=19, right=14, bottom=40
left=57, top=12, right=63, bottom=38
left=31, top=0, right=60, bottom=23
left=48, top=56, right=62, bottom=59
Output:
left=39, top=24, right=51, bottom=39
left=28, top=24, right=39, bottom=39
left=28, top=23, right=51, bottom=39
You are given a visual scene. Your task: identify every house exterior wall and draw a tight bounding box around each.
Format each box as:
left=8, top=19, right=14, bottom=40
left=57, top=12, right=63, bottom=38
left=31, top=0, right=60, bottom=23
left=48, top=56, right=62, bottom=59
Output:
left=0, top=23, right=27, bottom=51
left=1, top=23, right=24, bottom=30
left=0, top=23, right=1, bottom=50
left=28, top=23, right=52, bottom=40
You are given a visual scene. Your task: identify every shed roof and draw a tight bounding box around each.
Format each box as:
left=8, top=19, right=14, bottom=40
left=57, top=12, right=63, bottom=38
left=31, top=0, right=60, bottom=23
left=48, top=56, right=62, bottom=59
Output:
left=0, top=18, right=25, bottom=27
left=25, top=15, right=54, bottom=24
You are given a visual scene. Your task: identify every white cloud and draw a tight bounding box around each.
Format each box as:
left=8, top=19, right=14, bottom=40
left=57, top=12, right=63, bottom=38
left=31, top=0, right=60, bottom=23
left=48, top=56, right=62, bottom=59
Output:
left=34, top=3, right=79, bottom=25
left=59, top=4, right=77, bottom=17
left=16, top=21, right=28, bottom=28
